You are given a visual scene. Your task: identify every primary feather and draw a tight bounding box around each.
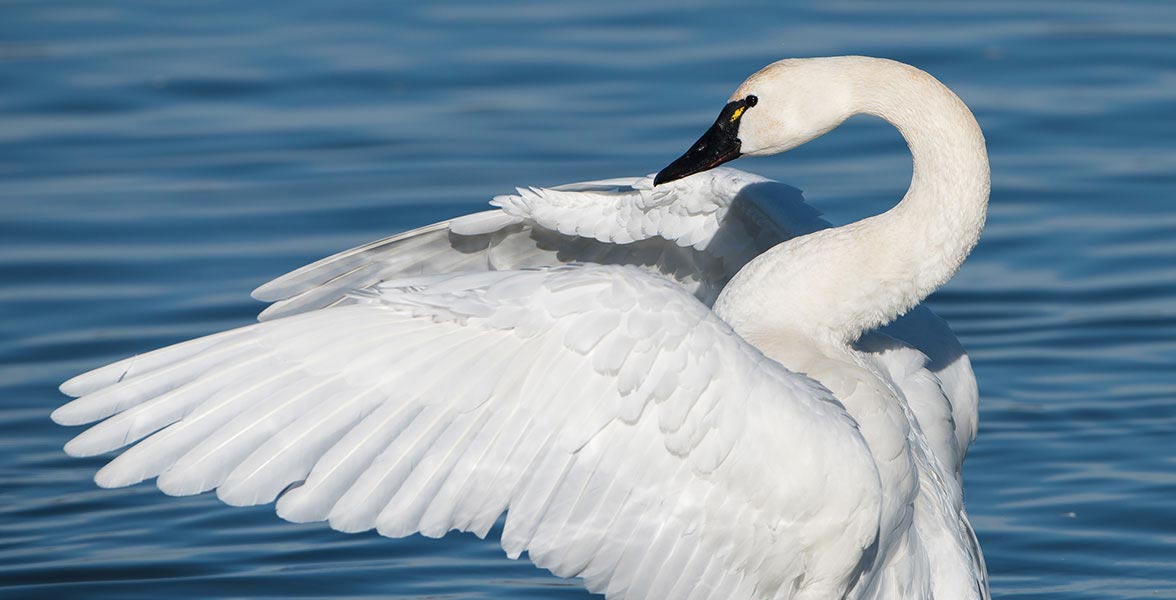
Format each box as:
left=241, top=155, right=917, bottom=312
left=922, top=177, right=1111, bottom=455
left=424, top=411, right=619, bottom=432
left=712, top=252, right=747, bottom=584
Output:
left=59, top=263, right=882, bottom=599
left=58, top=164, right=980, bottom=599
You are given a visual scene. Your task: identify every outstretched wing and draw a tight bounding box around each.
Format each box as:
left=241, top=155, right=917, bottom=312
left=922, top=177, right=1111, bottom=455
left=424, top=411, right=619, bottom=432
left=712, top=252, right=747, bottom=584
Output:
left=250, top=167, right=819, bottom=321
left=56, top=265, right=881, bottom=600
left=250, top=165, right=979, bottom=471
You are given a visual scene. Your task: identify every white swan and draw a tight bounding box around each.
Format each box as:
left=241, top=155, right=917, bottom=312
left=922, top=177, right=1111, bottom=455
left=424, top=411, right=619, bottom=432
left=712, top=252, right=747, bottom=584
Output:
left=54, top=56, right=989, bottom=599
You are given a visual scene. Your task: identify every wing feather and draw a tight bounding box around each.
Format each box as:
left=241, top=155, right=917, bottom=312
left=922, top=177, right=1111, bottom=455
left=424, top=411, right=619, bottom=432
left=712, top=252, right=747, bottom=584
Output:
left=57, top=327, right=254, bottom=399
left=250, top=168, right=799, bottom=321
left=59, top=263, right=883, bottom=599
left=246, top=167, right=976, bottom=480
left=277, top=399, right=424, bottom=523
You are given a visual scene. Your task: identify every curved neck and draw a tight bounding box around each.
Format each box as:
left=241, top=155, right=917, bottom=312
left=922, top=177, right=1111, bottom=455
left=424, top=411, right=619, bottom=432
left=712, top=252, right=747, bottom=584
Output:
left=851, top=60, right=991, bottom=335
left=718, top=59, right=990, bottom=348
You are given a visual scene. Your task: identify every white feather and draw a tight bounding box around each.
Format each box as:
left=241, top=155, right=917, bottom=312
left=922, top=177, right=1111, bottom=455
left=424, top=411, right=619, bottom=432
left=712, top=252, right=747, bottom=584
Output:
left=56, top=57, right=994, bottom=600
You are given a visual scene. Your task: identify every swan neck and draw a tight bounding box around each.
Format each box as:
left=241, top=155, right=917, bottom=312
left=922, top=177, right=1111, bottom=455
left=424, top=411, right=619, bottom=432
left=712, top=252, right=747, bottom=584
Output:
left=840, top=61, right=990, bottom=340
left=720, top=60, right=989, bottom=347
left=857, top=63, right=990, bottom=237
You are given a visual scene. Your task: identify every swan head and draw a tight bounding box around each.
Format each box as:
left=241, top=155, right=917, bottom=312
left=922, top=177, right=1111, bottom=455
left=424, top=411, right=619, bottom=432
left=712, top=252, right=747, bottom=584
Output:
left=655, top=58, right=855, bottom=186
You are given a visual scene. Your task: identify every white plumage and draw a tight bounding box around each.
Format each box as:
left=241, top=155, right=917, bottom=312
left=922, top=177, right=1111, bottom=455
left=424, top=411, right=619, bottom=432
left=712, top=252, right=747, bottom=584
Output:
left=56, top=56, right=990, bottom=599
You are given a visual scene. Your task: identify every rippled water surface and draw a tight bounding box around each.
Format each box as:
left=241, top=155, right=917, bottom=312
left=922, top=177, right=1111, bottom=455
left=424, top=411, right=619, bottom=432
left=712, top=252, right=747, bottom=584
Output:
left=3, top=1, right=1175, bottom=598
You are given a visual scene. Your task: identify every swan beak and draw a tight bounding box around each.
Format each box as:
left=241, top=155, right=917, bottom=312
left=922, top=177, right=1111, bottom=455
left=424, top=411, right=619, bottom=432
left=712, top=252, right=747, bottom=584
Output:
left=654, top=98, right=750, bottom=186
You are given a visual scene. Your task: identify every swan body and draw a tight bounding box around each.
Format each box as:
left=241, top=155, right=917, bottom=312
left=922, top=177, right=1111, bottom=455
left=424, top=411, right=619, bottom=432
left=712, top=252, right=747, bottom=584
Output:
left=55, top=57, right=989, bottom=599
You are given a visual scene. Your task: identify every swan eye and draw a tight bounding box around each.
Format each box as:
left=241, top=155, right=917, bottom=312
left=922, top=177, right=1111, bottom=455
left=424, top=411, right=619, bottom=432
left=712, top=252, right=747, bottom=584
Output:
left=746, top=95, right=758, bottom=107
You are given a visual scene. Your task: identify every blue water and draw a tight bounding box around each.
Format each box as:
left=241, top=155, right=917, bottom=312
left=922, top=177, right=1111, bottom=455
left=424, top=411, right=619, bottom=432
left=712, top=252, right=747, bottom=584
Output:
left=2, top=1, right=1174, bottom=598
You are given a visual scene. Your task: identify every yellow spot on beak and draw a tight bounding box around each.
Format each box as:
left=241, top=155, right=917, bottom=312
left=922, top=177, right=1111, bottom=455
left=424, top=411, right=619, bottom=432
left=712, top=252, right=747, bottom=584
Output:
left=730, top=106, right=747, bottom=123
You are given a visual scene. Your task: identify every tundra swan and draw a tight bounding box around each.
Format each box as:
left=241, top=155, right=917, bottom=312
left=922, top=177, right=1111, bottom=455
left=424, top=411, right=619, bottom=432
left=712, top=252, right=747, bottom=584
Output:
left=55, top=56, right=989, bottom=599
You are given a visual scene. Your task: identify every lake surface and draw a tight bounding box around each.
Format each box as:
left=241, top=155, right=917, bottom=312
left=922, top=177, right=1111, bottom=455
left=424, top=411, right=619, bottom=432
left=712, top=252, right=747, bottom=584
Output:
left=2, top=1, right=1174, bottom=598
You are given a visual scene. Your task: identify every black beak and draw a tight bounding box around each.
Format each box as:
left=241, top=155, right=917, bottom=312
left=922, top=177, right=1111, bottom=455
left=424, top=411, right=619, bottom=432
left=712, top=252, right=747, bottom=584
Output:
left=654, top=96, right=756, bottom=186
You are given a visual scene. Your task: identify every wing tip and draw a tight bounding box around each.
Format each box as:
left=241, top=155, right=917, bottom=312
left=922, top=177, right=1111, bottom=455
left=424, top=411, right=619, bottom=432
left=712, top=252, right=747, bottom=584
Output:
left=50, top=404, right=75, bottom=426
left=59, top=368, right=109, bottom=399
left=255, top=301, right=288, bottom=322
left=251, top=280, right=286, bottom=303
left=275, top=491, right=328, bottom=524
left=58, top=378, right=84, bottom=399
left=218, top=486, right=262, bottom=508
left=51, top=399, right=95, bottom=427
left=327, top=513, right=375, bottom=535
left=157, top=470, right=215, bottom=497
left=62, top=431, right=108, bottom=458
left=94, top=463, right=143, bottom=489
